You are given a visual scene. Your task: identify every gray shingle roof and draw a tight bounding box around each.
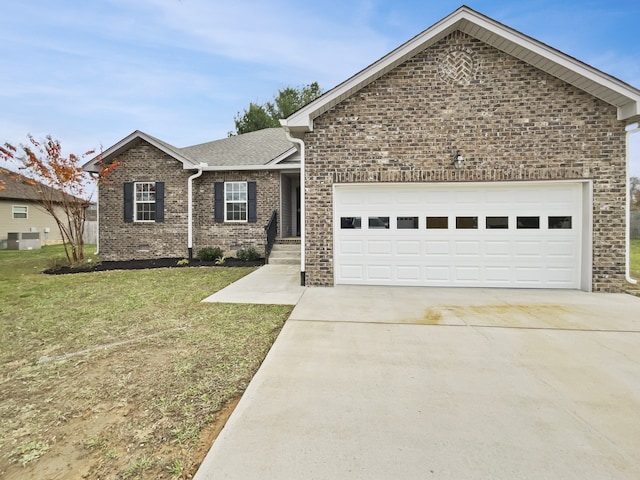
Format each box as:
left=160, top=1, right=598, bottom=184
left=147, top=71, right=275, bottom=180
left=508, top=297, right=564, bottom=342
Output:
left=180, top=128, right=296, bottom=167
left=0, top=167, right=84, bottom=203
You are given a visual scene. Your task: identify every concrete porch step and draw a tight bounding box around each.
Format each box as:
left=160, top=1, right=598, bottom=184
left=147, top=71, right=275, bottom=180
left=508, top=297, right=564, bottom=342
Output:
left=269, top=241, right=301, bottom=265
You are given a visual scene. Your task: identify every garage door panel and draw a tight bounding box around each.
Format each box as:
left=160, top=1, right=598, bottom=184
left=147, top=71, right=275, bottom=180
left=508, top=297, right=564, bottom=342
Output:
left=368, top=265, right=392, bottom=280
left=514, top=241, right=543, bottom=257
left=338, top=240, right=364, bottom=255
left=455, top=240, right=481, bottom=256
left=334, top=182, right=583, bottom=288
left=425, top=266, right=451, bottom=281
left=396, top=265, right=421, bottom=281
left=485, top=241, right=511, bottom=257
left=397, top=240, right=421, bottom=255
left=485, top=266, right=511, bottom=282
left=455, top=266, right=482, bottom=281
left=339, top=264, right=364, bottom=281
left=425, top=240, right=450, bottom=256
left=367, top=240, right=392, bottom=255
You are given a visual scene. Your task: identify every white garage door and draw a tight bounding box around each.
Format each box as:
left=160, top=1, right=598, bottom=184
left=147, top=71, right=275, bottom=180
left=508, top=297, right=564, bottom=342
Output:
left=334, top=182, right=584, bottom=288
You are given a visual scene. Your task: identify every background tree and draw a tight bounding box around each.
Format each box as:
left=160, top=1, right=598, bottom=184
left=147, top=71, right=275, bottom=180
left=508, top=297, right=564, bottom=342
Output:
left=631, top=176, right=640, bottom=210
left=0, top=135, right=118, bottom=266
left=234, top=82, right=322, bottom=135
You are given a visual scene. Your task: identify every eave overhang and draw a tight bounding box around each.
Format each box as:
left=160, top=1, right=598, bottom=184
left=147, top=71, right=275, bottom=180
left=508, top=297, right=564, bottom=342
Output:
left=282, top=5, right=640, bottom=135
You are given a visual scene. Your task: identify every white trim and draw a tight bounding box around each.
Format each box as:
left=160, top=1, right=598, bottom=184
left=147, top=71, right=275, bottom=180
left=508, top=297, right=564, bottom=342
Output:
left=282, top=128, right=306, bottom=283
left=83, top=130, right=196, bottom=173
left=224, top=181, right=248, bottom=223
left=626, top=125, right=639, bottom=285
left=133, top=182, right=157, bottom=223
left=188, top=166, right=204, bottom=252
left=12, top=205, right=28, bottom=219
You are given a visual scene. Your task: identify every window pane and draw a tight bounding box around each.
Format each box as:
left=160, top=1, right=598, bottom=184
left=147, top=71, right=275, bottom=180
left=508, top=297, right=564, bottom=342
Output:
left=426, top=217, right=448, bottom=229
left=486, top=216, right=509, bottom=229
left=456, top=216, right=478, bottom=229
left=368, top=217, right=389, bottom=229
left=397, top=216, right=419, bottom=229
left=226, top=202, right=247, bottom=221
left=341, top=217, right=361, bottom=229
left=517, top=216, right=540, bottom=229
left=13, top=206, right=28, bottom=219
left=136, top=202, right=156, bottom=221
left=548, top=216, right=572, bottom=229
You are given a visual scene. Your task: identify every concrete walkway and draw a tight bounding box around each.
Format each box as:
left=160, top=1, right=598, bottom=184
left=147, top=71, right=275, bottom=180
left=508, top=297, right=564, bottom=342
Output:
left=202, top=264, right=305, bottom=305
left=195, top=282, right=640, bottom=480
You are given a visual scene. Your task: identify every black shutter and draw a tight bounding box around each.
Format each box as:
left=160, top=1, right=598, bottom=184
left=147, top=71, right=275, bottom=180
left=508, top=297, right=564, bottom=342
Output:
left=214, top=182, right=224, bottom=223
left=124, top=183, right=133, bottom=223
left=155, top=182, right=165, bottom=222
left=248, top=182, right=257, bottom=223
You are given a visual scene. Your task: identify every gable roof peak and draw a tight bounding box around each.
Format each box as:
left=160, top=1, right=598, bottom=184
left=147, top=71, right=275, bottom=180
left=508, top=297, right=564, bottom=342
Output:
left=282, top=6, right=640, bottom=134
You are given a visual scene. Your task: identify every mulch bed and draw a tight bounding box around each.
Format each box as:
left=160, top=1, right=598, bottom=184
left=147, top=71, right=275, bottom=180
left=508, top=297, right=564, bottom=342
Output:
left=44, top=257, right=265, bottom=275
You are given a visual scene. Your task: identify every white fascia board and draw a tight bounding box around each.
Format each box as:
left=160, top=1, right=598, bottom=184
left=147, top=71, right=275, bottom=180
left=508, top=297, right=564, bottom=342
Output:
left=283, top=6, right=640, bottom=131
left=190, top=163, right=301, bottom=172
left=267, top=147, right=299, bottom=165
left=82, top=130, right=197, bottom=172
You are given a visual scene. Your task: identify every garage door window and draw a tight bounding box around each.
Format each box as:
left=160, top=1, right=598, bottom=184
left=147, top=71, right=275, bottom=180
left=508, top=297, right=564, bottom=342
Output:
left=549, top=216, right=572, bottom=229
left=426, top=217, right=448, bottom=229
left=341, top=217, right=361, bottom=229
left=486, top=216, right=509, bottom=229
left=397, top=216, right=419, bottom=229
left=456, top=216, right=478, bottom=229
left=517, top=216, right=540, bottom=229
left=369, top=217, right=389, bottom=229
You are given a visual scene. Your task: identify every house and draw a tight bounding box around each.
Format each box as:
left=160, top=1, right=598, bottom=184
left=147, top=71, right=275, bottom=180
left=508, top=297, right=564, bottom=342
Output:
left=0, top=168, right=67, bottom=248
left=84, top=128, right=300, bottom=260
left=86, top=6, right=640, bottom=292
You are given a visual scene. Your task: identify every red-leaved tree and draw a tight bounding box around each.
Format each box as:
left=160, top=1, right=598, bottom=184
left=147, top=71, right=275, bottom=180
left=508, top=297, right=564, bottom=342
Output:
left=0, top=135, right=118, bottom=266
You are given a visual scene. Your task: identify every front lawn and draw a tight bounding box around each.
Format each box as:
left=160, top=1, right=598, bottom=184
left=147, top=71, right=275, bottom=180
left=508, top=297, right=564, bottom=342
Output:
left=631, top=239, right=640, bottom=281
left=0, top=245, right=291, bottom=479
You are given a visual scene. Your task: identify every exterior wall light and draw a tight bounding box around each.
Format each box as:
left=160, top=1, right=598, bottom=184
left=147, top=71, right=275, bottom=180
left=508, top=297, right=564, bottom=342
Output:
left=452, top=151, right=464, bottom=169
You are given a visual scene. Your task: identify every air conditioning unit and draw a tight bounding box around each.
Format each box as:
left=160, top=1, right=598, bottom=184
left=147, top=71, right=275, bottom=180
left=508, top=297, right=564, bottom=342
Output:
left=7, top=232, right=41, bottom=250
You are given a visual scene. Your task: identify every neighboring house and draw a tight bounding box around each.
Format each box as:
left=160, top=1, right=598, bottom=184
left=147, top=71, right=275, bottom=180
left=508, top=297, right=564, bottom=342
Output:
left=86, top=6, right=640, bottom=292
left=0, top=168, right=67, bottom=248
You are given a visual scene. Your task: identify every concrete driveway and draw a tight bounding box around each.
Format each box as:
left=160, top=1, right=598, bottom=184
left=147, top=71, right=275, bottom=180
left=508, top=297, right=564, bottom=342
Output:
left=195, top=285, right=640, bottom=480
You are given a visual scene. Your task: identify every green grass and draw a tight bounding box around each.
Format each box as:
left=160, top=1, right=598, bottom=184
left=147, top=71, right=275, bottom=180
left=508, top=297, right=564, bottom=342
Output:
left=0, top=245, right=292, bottom=479
left=631, top=239, right=640, bottom=281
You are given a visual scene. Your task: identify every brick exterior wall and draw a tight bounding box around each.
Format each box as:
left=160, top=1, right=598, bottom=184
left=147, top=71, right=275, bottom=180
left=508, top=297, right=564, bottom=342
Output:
left=99, top=138, right=281, bottom=260
left=193, top=170, right=280, bottom=254
left=303, top=31, right=628, bottom=292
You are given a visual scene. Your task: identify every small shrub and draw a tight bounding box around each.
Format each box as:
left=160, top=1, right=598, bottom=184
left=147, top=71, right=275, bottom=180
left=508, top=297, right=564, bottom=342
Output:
left=197, top=246, right=224, bottom=262
left=237, top=246, right=261, bottom=262
left=176, top=258, right=189, bottom=266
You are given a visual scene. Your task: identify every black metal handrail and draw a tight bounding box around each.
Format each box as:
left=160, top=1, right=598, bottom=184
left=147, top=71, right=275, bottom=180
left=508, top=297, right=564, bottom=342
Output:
left=264, top=209, right=278, bottom=262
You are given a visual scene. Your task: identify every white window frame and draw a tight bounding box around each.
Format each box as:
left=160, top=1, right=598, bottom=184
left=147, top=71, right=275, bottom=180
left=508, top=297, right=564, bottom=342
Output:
left=12, top=205, right=28, bottom=219
left=134, top=182, right=156, bottom=222
left=224, top=181, right=248, bottom=222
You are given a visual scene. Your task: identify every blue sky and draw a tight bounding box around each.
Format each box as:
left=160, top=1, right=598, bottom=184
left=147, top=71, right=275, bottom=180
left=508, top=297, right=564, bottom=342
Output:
left=1, top=0, right=639, bottom=175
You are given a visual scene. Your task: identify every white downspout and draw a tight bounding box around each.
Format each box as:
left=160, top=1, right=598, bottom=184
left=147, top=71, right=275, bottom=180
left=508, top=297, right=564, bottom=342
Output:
left=95, top=184, right=99, bottom=254
left=188, top=165, right=205, bottom=261
left=626, top=124, right=639, bottom=285
left=282, top=128, right=306, bottom=286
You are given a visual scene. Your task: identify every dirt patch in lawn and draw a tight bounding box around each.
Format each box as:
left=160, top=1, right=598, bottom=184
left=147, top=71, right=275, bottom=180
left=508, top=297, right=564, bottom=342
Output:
left=0, top=252, right=291, bottom=480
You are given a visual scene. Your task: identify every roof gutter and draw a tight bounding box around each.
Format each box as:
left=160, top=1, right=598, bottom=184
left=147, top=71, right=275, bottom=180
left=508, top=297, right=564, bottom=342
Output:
left=182, top=163, right=299, bottom=172
left=626, top=124, right=639, bottom=285
left=282, top=125, right=306, bottom=286
left=188, top=164, right=205, bottom=261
